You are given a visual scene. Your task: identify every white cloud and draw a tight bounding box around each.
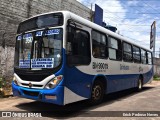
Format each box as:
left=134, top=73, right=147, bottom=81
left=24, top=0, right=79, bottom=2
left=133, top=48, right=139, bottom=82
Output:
left=127, top=1, right=138, bottom=6
left=99, top=0, right=152, bottom=50
left=77, top=0, right=158, bottom=52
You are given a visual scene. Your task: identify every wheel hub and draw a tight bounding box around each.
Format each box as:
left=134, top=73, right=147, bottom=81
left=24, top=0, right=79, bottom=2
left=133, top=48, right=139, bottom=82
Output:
left=139, top=80, right=142, bottom=89
left=93, top=85, right=102, bottom=100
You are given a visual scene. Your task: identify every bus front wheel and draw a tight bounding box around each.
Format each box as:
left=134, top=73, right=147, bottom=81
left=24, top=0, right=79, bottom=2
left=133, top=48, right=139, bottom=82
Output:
left=90, top=81, right=104, bottom=104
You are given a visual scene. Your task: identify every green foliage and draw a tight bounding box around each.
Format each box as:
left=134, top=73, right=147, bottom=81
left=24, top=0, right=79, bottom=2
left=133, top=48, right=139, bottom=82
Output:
left=0, top=77, right=6, bottom=88
left=0, top=77, right=2, bottom=88
left=0, top=76, right=12, bottom=97
left=153, top=74, right=160, bottom=81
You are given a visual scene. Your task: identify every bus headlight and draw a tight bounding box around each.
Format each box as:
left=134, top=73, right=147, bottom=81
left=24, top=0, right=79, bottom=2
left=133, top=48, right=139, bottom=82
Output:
left=45, top=75, right=63, bottom=89
left=13, top=76, right=19, bottom=86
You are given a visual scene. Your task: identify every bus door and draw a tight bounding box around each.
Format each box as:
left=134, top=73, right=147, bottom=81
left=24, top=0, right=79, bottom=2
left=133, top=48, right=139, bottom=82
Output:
left=65, top=20, right=92, bottom=98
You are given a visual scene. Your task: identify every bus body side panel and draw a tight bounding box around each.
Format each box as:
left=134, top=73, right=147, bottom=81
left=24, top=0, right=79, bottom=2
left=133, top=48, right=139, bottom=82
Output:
left=75, top=59, right=153, bottom=95
left=106, top=67, right=153, bottom=94
left=106, top=74, right=138, bottom=93
left=142, top=66, right=154, bottom=84
left=63, top=66, right=153, bottom=104
left=63, top=65, right=93, bottom=104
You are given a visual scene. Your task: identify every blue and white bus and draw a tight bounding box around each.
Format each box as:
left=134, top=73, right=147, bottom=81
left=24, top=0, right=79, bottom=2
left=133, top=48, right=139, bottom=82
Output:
left=12, top=11, right=153, bottom=105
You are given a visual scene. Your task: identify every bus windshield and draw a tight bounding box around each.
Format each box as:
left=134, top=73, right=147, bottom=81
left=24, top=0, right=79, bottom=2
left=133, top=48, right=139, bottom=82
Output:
left=14, top=28, right=63, bottom=70
left=17, top=13, right=63, bottom=34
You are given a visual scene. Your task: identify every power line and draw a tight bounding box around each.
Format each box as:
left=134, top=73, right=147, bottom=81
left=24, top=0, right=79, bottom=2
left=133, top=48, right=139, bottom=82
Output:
left=116, top=24, right=150, bottom=26
left=103, top=4, right=155, bottom=33
left=120, top=30, right=150, bottom=33
left=105, top=0, right=159, bottom=2
left=104, top=5, right=160, bottom=8
left=142, top=1, right=160, bottom=19
left=104, top=11, right=160, bottom=14
left=104, top=16, right=160, bottom=20
left=103, top=12, right=151, bottom=41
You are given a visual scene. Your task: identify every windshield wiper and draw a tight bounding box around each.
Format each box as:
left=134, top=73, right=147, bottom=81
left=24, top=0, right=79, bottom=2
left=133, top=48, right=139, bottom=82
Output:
left=21, top=33, right=25, bottom=62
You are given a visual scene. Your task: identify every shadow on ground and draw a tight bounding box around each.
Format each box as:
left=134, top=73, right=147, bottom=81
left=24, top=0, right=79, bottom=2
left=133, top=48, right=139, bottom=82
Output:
left=15, top=86, right=154, bottom=118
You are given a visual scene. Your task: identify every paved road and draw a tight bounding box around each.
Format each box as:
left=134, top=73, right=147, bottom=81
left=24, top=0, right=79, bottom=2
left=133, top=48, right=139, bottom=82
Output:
left=0, top=81, right=160, bottom=120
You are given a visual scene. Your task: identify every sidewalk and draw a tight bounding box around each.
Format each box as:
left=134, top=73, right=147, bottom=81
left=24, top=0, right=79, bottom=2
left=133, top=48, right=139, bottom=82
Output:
left=145, top=80, right=160, bottom=87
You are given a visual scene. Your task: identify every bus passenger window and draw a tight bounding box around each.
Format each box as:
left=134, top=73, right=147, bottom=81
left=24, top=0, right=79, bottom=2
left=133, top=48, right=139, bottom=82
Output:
left=133, top=46, right=141, bottom=63
left=141, top=49, right=147, bottom=64
left=123, top=42, right=133, bottom=62
left=92, top=30, right=107, bottom=59
left=108, top=37, right=122, bottom=60
left=147, top=51, right=152, bottom=64
left=93, top=46, right=100, bottom=57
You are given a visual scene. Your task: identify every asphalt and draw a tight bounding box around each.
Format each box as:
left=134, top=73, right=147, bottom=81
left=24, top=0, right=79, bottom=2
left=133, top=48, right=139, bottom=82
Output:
left=0, top=81, right=160, bottom=120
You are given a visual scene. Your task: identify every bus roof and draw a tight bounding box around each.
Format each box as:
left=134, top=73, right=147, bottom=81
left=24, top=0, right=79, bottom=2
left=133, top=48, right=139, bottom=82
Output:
left=22, top=11, right=152, bottom=52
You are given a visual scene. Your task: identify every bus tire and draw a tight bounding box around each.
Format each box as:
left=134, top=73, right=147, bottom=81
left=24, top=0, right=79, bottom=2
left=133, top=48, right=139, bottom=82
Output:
left=89, top=80, right=104, bottom=104
left=137, top=77, right=143, bottom=91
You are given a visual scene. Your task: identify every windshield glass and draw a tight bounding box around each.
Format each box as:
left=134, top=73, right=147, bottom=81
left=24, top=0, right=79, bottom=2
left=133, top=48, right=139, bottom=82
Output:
left=14, top=28, right=63, bottom=70
left=17, top=13, right=63, bottom=34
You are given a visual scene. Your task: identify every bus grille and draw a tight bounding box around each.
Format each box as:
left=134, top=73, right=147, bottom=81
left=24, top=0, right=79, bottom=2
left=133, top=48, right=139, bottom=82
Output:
left=21, top=83, right=43, bottom=88
left=18, top=74, right=48, bottom=82
left=22, top=90, right=39, bottom=97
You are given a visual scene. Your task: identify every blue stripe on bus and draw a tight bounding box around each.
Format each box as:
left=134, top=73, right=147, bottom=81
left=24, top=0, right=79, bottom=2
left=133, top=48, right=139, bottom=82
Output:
left=64, top=65, right=153, bottom=98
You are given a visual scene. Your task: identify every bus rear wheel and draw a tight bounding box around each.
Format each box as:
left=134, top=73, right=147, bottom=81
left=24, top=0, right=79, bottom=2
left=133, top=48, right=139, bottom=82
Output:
left=90, top=81, right=104, bottom=104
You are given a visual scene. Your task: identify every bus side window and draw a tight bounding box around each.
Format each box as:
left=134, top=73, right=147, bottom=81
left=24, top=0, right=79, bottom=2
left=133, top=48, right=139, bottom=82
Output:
left=108, top=37, right=122, bottom=60
left=133, top=46, right=141, bottom=63
left=141, top=49, right=147, bottom=64
left=92, top=30, right=107, bottom=59
left=147, top=51, right=152, bottom=65
left=67, top=26, right=91, bottom=66
left=123, top=42, right=133, bottom=62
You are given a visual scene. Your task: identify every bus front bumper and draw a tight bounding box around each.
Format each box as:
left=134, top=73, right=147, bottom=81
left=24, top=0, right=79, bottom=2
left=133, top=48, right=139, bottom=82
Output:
left=12, top=82, right=64, bottom=105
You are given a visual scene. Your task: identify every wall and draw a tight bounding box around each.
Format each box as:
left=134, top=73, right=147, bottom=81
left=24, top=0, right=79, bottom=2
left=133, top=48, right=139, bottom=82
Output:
left=0, top=46, right=14, bottom=78
left=0, top=0, right=91, bottom=79
left=154, top=58, right=160, bottom=76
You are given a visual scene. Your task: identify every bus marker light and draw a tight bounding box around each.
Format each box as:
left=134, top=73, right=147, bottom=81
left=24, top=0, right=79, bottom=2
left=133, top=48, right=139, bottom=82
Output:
left=57, top=76, right=62, bottom=80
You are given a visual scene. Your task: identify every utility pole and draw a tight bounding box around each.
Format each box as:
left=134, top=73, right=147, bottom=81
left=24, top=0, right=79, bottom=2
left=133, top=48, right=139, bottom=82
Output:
left=150, top=21, right=156, bottom=65
left=153, top=32, right=156, bottom=58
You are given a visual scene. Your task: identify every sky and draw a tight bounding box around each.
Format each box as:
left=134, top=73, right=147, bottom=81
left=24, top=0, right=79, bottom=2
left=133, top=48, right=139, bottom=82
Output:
left=76, top=0, right=160, bottom=57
